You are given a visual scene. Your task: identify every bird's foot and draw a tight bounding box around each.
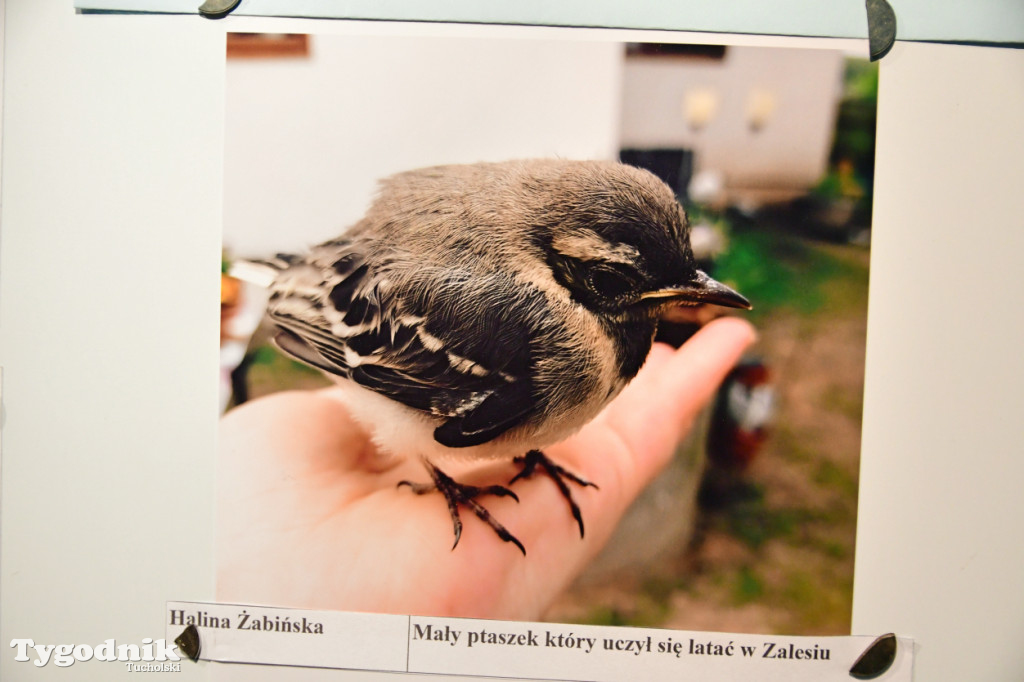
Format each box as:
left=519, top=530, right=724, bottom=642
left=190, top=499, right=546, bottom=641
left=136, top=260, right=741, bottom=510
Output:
left=398, top=459, right=525, bottom=555
left=509, top=449, right=598, bottom=539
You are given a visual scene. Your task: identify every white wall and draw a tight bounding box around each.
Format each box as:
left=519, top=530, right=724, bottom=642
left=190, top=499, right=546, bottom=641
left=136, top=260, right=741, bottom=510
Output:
left=620, top=45, right=845, bottom=202
left=224, top=35, right=625, bottom=257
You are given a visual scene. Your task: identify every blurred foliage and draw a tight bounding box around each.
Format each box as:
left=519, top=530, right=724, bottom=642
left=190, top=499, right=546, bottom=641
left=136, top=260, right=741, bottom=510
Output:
left=710, top=220, right=866, bottom=323
left=812, top=161, right=866, bottom=201
left=823, top=58, right=878, bottom=203
left=584, top=586, right=673, bottom=628
left=733, top=566, right=766, bottom=605
left=707, top=483, right=813, bottom=550
left=242, top=344, right=332, bottom=401
left=842, top=58, right=879, bottom=102
left=583, top=606, right=634, bottom=627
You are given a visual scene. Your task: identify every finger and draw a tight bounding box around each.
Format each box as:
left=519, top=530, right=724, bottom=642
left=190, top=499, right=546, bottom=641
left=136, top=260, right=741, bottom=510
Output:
left=606, top=316, right=757, bottom=481
left=658, top=316, right=757, bottom=414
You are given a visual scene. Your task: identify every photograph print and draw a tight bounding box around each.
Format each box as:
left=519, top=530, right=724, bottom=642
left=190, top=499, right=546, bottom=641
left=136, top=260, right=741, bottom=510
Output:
left=216, top=26, right=876, bottom=636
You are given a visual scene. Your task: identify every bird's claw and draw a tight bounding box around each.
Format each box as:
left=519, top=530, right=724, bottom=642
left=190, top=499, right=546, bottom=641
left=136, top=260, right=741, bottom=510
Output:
left=510, top=449, right=597, bottom=539
left=399, top=459, right=525, bottom=555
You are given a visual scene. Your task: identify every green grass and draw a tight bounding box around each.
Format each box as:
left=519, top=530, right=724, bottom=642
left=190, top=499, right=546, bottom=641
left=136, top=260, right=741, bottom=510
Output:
left=713, top=225, right=867, bottom=322
left=582, top=590, right=672, bottom=628
left=813, top=460, right=859, bottom=500
left=820, top=383, right=865, bottom=422
left=732, top=566, right=765, bottom=605
left=244, top=345, right=332, bottom=398
left=582, top=606, right=633, bottom=627
left=704, top=483, right=814, bottom=550
left=781, top=570, right=855, bottom=632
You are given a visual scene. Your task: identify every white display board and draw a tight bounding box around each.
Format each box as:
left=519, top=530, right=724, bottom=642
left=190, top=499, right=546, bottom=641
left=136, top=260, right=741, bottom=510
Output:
left=2, top=2, right=1023, bottom=681
left=73, top=0, right=1024, bottom=44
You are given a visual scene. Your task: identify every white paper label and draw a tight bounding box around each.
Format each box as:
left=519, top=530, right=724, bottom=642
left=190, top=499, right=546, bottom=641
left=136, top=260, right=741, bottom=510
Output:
left=166, top=601, right=913, bottom=680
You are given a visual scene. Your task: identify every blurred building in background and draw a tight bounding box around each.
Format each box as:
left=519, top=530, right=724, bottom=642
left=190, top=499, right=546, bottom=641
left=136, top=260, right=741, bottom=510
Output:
left=222, top=35, right=849, bottom=257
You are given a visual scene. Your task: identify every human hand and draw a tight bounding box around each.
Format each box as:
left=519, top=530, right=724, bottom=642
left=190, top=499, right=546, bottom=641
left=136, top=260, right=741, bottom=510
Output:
left=216, top=316, right=755, bottom=621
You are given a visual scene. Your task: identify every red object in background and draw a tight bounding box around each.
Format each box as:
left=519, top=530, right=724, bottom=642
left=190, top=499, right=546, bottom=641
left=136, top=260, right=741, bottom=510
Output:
left=706, top=358, right=775, bottom=471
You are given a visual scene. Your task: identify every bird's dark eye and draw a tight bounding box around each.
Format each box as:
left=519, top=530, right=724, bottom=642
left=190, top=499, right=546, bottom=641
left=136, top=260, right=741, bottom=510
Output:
left=587, top=266, right=636, bottom=300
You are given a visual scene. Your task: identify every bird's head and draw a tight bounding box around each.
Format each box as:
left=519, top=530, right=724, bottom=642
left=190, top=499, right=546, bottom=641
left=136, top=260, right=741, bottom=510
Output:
left=538, top=162, right=751, bottom=318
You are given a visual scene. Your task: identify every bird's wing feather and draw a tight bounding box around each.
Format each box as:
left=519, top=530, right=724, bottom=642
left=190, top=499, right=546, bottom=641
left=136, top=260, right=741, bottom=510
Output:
left=267, top=239, right=544, bottom=446
left=432, top=380, right=534, bottom=447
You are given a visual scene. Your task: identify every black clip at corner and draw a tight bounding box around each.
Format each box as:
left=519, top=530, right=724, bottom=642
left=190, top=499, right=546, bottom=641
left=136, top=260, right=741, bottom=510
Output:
left=199, top=0, right=242, bottom=19
left=865, top=0, right=897, bottom=61
left=849, top=632, right=897, bottom=679
left=174, top=623, right=202, bottom=663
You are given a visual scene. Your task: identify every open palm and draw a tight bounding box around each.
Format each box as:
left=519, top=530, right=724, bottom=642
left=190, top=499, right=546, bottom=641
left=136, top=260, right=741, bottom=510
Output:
left=216, top=317, right=754, bottom=621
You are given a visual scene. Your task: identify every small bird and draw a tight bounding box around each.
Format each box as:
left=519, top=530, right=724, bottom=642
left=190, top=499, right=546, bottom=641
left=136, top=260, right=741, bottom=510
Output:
left=261, top=159, right=750, bottom=554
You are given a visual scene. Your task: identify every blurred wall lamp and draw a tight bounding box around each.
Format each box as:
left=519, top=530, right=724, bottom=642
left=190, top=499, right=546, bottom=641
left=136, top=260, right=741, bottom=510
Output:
left=682, top=88, right=720, bottom=132
left=746, top=88, right=777, bottom=133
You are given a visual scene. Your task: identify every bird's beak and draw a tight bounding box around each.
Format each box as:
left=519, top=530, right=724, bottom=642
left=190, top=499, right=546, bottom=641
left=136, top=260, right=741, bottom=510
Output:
left=640, top=270, right=752, bottom=310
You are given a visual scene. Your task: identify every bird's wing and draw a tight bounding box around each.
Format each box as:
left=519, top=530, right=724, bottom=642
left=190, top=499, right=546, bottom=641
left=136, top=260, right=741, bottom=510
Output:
left=267, top=240, right=544, bottom=447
